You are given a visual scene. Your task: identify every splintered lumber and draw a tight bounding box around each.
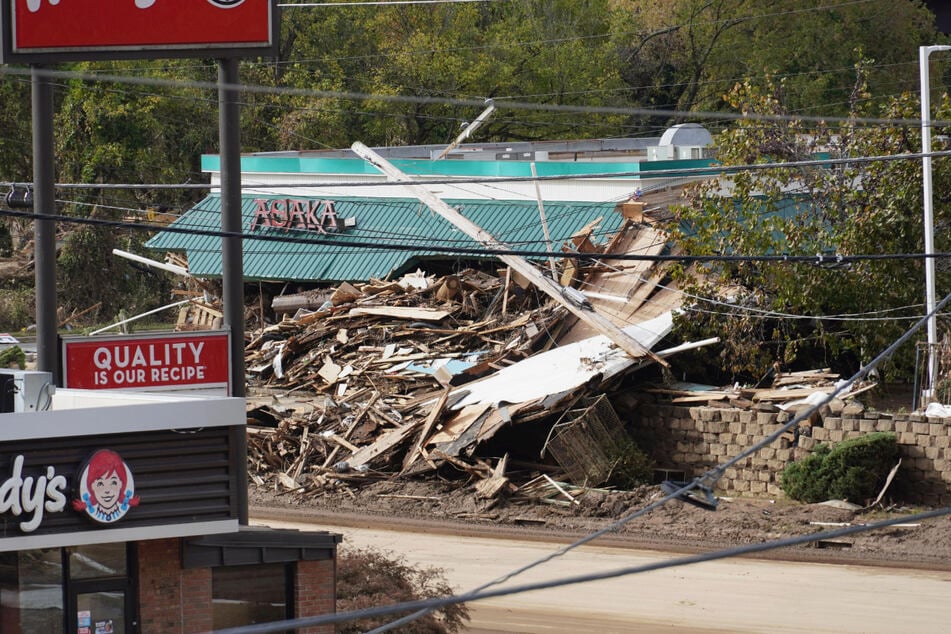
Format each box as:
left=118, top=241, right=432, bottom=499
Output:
left=349, top=306, right=451, bottom=321
left=402, top=387, right=451, bottom=473
left=345, top=421, right=420, bottom=469
left=752, top=386, right=836, bottom=402
left=351, top=141, right=668, bottom=367
left=475, top=454, right=511, bottom=499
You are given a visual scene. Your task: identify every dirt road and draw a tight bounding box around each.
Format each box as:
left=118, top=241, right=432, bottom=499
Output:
left=251, top=513, right=951, bottom=633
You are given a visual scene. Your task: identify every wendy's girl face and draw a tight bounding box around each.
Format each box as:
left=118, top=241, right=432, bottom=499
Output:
left=93, top=469, right=122, bottom=509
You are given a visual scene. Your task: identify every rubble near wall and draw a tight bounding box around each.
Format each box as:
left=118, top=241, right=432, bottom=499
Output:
left=630, top=401, right=951, bottom=506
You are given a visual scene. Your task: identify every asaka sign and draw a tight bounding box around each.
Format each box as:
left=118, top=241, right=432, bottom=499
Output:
left=62, top=331, right=230, bottom=392
left=0, top=0, right=278, bottom=63
left=250, top=198, right=356, bottom=234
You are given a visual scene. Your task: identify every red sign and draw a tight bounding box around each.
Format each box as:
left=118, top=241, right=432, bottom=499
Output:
left=9, top=0, right=273, bottom=54
left=62, top=331, right=230, bottom=391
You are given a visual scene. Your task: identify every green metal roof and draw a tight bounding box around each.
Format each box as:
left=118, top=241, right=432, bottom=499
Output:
left=145, top=195, right=625, bottom=283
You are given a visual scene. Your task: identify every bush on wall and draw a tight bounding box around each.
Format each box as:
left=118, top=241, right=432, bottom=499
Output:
left=780, top=432, right=900, bottom=504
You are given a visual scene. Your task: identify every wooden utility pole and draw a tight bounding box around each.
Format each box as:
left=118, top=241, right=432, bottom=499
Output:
left=351, top=142, right=668, bottom=365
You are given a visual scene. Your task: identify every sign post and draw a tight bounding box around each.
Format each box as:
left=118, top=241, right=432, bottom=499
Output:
left=1, top=2, right=279, bottom=525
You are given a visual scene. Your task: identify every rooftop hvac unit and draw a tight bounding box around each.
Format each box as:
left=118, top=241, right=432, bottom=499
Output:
left=0, top=370, right=55, bottom=413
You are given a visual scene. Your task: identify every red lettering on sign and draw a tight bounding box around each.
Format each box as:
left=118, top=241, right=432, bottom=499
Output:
left=250, top=199, right=351, bottom=234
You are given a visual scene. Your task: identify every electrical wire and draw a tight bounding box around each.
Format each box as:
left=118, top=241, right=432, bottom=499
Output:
left=5, top=64, right=949, bottom=131
left=348, top=288, right=951, bottom=633
left=212, top=507, right=950, bottom=634
left=7, top=146, right=951, bottom=192
left=211, top=291, right=951, bottom=634
left=5, top=206, right=950, bottom=265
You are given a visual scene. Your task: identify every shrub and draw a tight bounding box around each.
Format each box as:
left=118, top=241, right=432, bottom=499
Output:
left=608, top=439, right=655, bottom=489
left=0, top=346, right=26, bottom=369
left=780, top=432, right=900, bottom=504
left=336, top=546, right=469, bottom=634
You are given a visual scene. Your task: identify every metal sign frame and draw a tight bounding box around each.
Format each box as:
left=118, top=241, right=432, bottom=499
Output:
left=0, top=0, right=279, bottom=64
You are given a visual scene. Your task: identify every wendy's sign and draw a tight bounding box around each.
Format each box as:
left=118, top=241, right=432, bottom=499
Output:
left=1, top=0, right=278, bottom=63
left=0, top=449, right=139, bottom=533
left=0, top=396, right=243, bottom=551
left=73, top=449, right=140, bottom=524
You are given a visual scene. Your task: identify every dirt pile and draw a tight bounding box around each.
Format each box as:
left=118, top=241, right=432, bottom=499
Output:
left=250, top=478, right=951, bottom=569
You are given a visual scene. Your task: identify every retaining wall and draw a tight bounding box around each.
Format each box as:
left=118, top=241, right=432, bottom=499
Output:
left=629, top=400, right=951, bottom=506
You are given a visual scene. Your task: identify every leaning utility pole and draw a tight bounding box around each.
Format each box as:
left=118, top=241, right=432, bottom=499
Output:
left=352, top=141, right=668, bottom=366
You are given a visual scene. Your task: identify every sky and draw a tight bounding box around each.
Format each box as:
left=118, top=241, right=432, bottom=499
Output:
left=924, top=0, right=951, bottom=35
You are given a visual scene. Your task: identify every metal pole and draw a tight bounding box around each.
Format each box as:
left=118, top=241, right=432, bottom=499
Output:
left=219, top=58, right=248, bottom=524
left=32, top=67, right=58, bottom=383
left=920, top=45, right=951, bottom=403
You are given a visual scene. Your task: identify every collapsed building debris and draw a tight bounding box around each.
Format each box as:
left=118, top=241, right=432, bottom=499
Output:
left=242, top=208, right=702, bottom=504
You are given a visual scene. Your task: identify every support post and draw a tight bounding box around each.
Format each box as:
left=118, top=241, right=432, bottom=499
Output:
left=919, top=45, right=951, bottom=404
left=219, top=58, right=248, bottom=524
left=32, top=67, right=58, bottom=383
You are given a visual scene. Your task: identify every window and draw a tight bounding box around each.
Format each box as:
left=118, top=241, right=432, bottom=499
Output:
left=0, top=548, right=63, bottom=634
left=212, top=563, right=293, bottom=630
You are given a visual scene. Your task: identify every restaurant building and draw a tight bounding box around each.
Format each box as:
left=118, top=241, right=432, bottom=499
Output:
left=0, top=374, right=340, bottom=634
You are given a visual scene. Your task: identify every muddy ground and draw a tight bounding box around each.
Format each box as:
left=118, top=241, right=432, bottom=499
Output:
left=249, top=476, right=951, bottom=570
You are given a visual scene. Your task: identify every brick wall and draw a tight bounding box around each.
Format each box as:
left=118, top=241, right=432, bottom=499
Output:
left=137, top=539, right=337, bottom=633
left=137, top=538, right=185, bottom=633
left=295, top=559, right=337, bottom=634
left=630, top=400, right=951, bottom=505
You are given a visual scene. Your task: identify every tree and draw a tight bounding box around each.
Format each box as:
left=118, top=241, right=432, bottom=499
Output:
left=671, top=66, right=951, bottom=383
left=610, top=0, right=945, bottom=129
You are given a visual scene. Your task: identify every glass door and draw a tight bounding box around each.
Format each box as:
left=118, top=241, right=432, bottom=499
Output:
left=66, top=543, right=136, bottom=634
left=74, top=584, right=129, bottom=634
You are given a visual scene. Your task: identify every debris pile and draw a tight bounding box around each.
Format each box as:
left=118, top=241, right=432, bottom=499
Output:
left=245, top=267, right=577, bottom=497
left=643, top=367, right=875, bottom=411
left=243, top=252, right=684, bottom=504
left=240, top=217, right=697, bottom=502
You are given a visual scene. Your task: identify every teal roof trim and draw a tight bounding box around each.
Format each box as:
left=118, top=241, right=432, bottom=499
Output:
left=146, top=195, right=625, bottom=283
left=200, top=154, right=715, bottom=179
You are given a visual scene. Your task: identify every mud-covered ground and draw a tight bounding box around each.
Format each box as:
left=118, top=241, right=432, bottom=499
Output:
left=249, top=478, right=951, bottom=570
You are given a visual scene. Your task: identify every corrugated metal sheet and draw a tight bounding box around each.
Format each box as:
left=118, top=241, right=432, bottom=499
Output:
left=146, top=195, right=624, bottom=283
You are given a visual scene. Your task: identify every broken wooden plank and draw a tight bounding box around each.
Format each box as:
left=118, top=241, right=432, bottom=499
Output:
left=402, top=386, right=451, bottom=473
left=345, top=421, right=420, bottom=469
left=349, top=306, right=451, bottom=321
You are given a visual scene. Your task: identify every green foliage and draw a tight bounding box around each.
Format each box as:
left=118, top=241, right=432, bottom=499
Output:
left=336, top=546, right=469, bottom=634
left=611, top=0, right=943, bottom=124
left=672, top=65, right=951, bottom=382
left=0, top=346, right=26, bottom=369
left=780, top=432, right=900, bottom=504
left=57, top=225, right=171, bottom=324
left=0, top=285, right=34, bottom=331
left=608, top=439, right=655, bottom=489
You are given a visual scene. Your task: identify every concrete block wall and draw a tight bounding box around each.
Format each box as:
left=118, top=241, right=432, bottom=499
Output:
left=631, top=403, right=951, bottom=505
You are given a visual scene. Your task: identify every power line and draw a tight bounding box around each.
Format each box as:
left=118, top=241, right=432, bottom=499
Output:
left=5, top=65, right=949, bottom=130
left=7, top=146, right=951, bottom=192
left=218, top=506, right=948, bottom=634
left=361, top=285, right=951, bottom=632
left=3, top=207, right=950, bottom=267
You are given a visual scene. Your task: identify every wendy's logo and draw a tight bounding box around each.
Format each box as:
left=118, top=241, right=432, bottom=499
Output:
left=207, top=0, right=247, bottom=7
left=72, top=450, right=140, bottom=524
